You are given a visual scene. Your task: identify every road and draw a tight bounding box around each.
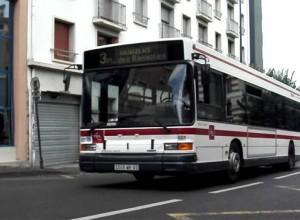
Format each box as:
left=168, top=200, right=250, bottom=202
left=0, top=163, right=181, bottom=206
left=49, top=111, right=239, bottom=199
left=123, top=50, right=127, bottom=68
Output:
left=0, top=164, right=299, bottom=220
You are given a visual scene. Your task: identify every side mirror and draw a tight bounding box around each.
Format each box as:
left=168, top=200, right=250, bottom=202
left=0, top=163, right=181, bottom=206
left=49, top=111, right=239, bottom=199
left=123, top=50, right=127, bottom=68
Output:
left=64, top=73, right=71, bottom=92
left=63, top=64, right=82, bottom=92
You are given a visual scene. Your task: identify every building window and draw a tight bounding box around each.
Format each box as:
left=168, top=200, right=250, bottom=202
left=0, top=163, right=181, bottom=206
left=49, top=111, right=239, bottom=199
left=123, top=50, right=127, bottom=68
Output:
left=241, top=14, right=245, bottom=35
left=182, top=15, right=191, bottom=38
left=214, top=0, right=222, bottom=20
left=227, top=4, right=234, bottom=19
left=133, top=0, right=148, bottom=26
left=97, top=32, right=118, bottom=46
left=161, top=5, right=171, bottom=25
left=0, top=0, right=13, bottom=146
left=241, top=46, right=245, bottom=64
left=228, top=38, right=237, bottom=60
left=198, top=23, right=212, bottom=48
left=215, top=32, right=222, bottom=53
left=160, top=4, right=179, bottom=38
left=52, top=19, right=76, bottom=63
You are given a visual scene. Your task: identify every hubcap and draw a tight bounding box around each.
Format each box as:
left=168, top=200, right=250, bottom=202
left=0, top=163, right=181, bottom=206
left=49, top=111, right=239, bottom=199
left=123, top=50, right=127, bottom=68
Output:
left=229, top=152, right=240, bottom=173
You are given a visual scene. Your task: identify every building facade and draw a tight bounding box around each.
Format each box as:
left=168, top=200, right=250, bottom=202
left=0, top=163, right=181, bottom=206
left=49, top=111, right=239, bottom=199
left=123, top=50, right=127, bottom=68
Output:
left=0, top=0, right=260, bottom=166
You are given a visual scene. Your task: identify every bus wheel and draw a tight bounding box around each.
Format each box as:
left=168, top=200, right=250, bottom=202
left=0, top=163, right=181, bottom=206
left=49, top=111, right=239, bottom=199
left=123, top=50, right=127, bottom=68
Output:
left=133, top=173, right=155, bottom=183
left=227, top=143, right=242, bottom=183
left=285, top=143, right=295, bottom=171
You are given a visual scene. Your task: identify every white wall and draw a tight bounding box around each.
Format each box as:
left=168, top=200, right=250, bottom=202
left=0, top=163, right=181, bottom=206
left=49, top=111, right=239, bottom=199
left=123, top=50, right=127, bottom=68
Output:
left=29, top=0, right=250, bottom=94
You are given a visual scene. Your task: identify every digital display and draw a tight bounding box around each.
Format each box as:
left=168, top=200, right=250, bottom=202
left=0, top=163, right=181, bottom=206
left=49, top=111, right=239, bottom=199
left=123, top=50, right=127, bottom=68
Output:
left=84, top=40, right=184, bottom=69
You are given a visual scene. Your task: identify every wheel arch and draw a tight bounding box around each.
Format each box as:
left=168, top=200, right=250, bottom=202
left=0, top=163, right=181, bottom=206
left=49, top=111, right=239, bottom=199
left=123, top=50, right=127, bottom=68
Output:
left=288, top=140, right=295, bottom=156
left=230, top=138, right=244, bottom=164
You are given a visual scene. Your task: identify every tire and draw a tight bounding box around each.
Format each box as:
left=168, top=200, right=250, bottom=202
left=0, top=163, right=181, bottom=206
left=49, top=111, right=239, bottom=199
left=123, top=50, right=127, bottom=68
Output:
left=227, top=142, right=242, bottom=183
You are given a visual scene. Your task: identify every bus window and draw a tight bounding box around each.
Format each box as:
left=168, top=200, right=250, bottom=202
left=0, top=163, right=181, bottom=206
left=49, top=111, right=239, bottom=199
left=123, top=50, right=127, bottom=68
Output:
left=196, top=67, right=224, bottom=121
left=225, top=76, right=247, bottom=124
left=91, top=82, right=101, bottom=122
left=246, top=85, right=264, bottom=126
left=82, top=64, right=194, bottom=127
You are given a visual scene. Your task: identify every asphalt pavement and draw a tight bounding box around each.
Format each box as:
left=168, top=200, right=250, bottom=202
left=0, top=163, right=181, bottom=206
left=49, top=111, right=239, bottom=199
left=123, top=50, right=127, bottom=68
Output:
left=0, top=163, right=81, bottom=178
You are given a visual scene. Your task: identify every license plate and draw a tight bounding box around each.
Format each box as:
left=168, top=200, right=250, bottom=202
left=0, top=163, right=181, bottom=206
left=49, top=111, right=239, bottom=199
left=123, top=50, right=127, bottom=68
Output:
left=114, top=164, right=139, bottom=171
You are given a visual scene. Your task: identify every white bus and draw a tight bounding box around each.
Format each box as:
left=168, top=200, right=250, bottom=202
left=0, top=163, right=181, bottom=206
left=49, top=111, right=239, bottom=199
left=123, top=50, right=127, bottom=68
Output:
left=79, top=38, right=299, bottom=182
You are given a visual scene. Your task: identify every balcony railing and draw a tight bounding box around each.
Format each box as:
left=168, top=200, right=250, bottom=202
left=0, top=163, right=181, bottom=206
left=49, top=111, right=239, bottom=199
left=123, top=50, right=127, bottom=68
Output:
left=181, top=33, right=192, bottom=39
left=214, top=9, right=222, bottom=20
left=50, top=48, right=78, bottom=63
left=198, top=40, right=213, bottom=48
left=159, top=23, right=180, bottom=38
left=226, top=18, right=239, bottom=38
left=93, top=0, right=126, bottom=31
left=196, top=0, right=212, bottom=22
left=228, top=53, right=239, bottom=61
left=133, top=12, right=149, bottom=27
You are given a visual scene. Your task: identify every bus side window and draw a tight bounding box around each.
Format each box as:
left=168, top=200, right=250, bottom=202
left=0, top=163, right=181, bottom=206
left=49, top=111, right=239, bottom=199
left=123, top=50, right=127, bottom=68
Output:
left=225, top=76, right=247, bottom=124
left=195, top=64, right=224, bottom=121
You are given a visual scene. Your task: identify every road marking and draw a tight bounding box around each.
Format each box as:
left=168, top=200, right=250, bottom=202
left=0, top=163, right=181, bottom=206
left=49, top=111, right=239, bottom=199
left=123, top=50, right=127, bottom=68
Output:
left=277, top=185, right=300, bottom=192
left=60, top=175, right=74, bottom=179
left=274, top=172, right=300, bottom=180
left=168, top=210, right=300, bottom=219
left=209, top=182, right=263, bottom=194
left=71, top=199, right=182, bottom=220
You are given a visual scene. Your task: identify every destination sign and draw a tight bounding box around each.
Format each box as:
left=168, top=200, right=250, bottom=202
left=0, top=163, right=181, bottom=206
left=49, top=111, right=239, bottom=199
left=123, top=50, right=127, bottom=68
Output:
left=84, top=41, right=184, bottom=69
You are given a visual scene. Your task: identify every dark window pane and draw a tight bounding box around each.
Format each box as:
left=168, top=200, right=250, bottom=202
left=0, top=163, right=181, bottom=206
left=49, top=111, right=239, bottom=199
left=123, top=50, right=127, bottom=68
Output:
left=0, top=110, right=12, bottom=145
left=0, top=37, right=11, bottom=71
left=197, top=68, right=224, bottom=121
left=0, top=73, right=11, bottom=107
left=225, top=76, right=247, bottom=124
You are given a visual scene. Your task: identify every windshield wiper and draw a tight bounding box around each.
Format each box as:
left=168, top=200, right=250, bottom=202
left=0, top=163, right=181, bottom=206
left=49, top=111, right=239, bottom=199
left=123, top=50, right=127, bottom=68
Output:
left=155, top=118, right=171, bottom=133
left=88, top=122, right=107, bottom=133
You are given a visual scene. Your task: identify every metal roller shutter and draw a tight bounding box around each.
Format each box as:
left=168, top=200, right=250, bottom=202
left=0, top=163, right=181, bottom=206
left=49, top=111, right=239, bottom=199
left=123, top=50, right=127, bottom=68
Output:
left=35, top=94, right=80, bottom=166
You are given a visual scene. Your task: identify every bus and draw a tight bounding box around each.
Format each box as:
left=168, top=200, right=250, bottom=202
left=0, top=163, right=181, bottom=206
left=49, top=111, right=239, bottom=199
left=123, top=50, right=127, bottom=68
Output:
left=79, top=38, right=300, bottom=182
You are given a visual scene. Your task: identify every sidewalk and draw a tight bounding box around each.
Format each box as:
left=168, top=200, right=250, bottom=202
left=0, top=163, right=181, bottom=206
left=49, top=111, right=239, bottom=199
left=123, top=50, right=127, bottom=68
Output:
left=0, top=163, right=81, bottom=178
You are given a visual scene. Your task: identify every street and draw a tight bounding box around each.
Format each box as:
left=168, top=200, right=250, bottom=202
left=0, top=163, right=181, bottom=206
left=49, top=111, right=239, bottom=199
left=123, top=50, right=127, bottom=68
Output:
left=0, top=163, right=299, bottom=220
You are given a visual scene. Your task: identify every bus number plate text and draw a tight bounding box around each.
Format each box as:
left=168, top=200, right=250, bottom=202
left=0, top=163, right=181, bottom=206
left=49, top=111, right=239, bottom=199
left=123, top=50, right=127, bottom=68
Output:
left=114, top=164, right=139, bottom=171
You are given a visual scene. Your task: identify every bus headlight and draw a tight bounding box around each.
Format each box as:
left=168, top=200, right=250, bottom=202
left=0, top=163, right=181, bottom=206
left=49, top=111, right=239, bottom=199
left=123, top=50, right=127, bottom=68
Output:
left=164, top=143, right=193, bottom=150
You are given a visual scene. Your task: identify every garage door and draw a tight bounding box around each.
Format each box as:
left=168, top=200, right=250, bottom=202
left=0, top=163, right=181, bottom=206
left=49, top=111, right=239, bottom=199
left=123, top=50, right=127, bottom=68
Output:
left=35, top=94, right=80, bottom=166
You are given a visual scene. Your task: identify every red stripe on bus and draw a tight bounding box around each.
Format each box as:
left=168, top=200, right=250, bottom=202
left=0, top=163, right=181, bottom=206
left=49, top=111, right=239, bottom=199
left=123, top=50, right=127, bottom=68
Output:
left=81, top=127, right=300, bottom=140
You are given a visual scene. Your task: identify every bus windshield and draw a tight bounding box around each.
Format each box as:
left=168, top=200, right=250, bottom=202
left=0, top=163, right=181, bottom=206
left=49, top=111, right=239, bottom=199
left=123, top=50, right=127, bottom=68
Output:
left=82, top=64, right=194, bottom=128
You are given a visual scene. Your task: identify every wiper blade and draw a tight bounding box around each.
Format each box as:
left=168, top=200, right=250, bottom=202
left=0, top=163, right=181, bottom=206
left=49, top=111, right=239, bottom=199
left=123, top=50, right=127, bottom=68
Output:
left=88, top=122, right=106, bottom=132
left=155, top=118, right=171, bottom=133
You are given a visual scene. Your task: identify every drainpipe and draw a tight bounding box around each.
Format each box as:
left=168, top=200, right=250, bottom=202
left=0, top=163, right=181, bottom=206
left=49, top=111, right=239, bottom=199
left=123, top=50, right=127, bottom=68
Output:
left=28, top=0, right=35, bottom=166
left=239, top=0, right=243, bottom=63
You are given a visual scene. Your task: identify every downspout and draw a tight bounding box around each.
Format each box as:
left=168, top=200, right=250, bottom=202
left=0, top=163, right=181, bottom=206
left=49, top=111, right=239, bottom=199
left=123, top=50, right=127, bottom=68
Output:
left=27, top=0, right=35, bottom=166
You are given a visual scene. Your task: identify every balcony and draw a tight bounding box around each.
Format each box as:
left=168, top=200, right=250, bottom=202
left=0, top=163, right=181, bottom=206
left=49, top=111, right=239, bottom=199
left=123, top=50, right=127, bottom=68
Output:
left=226, top=18, right=239, bottom=38
left=50, top=48, right=78, bottom=63
left=228, top=53, right=239, bottom=61
left=198, top=40, right=213, bottom=49
left=196, top=0, right=212, bottom=23
left=159, top=23, right=180, bottom=38
left=93, top=0, right=127, bottom=32
left=214, top=9, right=222, bottom=20
left=133, top=12, right=149, bottom=27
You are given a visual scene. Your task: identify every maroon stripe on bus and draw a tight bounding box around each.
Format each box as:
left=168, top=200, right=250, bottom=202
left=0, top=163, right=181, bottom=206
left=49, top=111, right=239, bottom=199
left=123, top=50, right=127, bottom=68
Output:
left=81, top=127, right=300, bottom=140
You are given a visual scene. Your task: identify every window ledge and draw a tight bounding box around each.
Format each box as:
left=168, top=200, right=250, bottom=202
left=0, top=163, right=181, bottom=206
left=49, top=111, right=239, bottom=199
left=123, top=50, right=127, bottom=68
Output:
left=27, top=59, right=83, bottom=74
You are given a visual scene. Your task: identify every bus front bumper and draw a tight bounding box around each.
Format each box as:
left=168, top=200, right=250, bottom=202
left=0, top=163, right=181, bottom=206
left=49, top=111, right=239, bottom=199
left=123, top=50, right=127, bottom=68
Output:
left=79, top=153, right=199, bottom=174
